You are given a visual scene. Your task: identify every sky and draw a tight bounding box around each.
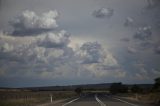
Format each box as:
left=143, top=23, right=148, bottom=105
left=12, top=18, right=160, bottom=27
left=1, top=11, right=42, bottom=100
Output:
left=0, top=0, right=160, bottom=87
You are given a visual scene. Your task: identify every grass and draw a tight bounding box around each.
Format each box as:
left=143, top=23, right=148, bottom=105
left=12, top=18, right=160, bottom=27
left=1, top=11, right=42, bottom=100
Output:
left=0, top=91, right=77, bottom=106
left=0, top=98, right=44, bottom=106
left=117, top=92, right=160, bottom=104
left=137, top=92, right=160, bottom=104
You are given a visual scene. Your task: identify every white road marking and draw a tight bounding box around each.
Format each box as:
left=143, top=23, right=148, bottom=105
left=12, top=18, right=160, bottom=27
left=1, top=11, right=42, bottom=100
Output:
left=113, top=97, right=139, bottom=106
left=106, top=95, right=139, bottom=106
left=62, top=98, right=80, bottom=106
left=95, top=94, right=106, bottom=106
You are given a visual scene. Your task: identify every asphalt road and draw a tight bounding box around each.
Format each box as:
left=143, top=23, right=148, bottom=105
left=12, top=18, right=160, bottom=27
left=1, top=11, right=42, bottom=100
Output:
left=54, top=93, right=153, bottom=106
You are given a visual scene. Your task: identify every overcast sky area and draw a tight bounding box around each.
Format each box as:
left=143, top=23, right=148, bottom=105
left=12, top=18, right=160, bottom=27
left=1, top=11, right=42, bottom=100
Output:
left=0, top=0, right=160, bottom=87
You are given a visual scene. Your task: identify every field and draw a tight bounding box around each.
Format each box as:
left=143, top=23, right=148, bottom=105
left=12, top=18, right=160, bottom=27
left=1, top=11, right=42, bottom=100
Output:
left=116, top=92, right=160, bottom=105
left=0, top=90, right=77, bottom=106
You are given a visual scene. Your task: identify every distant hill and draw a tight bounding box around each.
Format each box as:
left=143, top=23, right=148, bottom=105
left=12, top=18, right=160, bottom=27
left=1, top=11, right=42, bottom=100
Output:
left=0, top=83, right=153, bottom=91
left=18, top=83, right=154, bottom=91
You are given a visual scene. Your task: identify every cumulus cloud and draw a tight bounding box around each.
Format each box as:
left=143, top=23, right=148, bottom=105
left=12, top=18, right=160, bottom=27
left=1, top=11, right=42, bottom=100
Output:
left=0, top=9, right=127, bottom=82
left=134, top=67, right=160, bottom=81
left=133, top=66, right=150, bottom=80
left=92, top=8, right=114, bottom=19
left=10, top=10, right=59, bottom=36
left=132, top=61, right=160, bottom=81
left=84, top=63, right=126, bottom=78
left=151, top=69, right=160, bottom=76
left=126, top=24, right=155, bottom=53
left=0, top=42, right=13, bottom=53
left=0, top=30, right=125, bottom=79
left=37, top=30, right=70, bottom=48
left=74, top=42, right=126, bottom=78
left=0, top=10, right=77, bottom=79
left=77, top=42, right=106, bottom=64
left=0, top=32, right=68, bottom=64
left=133, top=26, right=152, bottom=40
left=138, top=41, right=155, bottom=51
left=125, top=41, right=154, bottom=54
left=124, top=17, right=134, bottom=27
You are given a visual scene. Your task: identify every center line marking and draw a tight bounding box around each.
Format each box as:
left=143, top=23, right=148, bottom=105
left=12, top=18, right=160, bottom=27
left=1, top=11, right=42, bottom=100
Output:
left=95, top=94, right=106, bottom=106
left=62, top=98, right=79, bottom=106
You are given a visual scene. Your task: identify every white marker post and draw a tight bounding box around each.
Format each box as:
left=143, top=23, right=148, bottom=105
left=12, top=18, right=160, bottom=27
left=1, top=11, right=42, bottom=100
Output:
left=50, top=94, right=53, bottom=103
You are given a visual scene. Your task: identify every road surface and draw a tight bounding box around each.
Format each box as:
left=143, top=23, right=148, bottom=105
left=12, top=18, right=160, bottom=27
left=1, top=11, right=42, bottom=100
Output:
left=52, top=93, right=153, bottom=106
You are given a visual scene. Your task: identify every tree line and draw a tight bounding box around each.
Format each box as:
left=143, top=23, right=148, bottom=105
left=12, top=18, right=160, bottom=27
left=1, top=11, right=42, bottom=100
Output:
left=74, top=77, right=160, bottom=94
left=109, top=77, right=160, bottom=94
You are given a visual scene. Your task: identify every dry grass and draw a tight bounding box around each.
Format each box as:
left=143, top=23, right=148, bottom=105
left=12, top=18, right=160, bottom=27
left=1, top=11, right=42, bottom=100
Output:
left=137, top=93, right=160, bottom=104
left=0, top=91, right=77, bottom=106
left=119, top=93, right=160, bottom=104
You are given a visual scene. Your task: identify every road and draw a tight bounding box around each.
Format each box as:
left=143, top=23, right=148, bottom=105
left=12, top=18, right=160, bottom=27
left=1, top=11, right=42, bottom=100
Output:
left=53, top=93, right=153, bottom=106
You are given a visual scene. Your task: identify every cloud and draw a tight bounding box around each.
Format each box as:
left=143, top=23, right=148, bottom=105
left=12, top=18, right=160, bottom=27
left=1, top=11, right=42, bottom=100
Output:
left=37, top=30, right=70, bottom=48
left=84, top=63, right=126, bottom=78
left=125, top=41, right=154, bottom=54
left=75, top=41, right=126, bottom=78
left=0, top=9, right=128, bottom=84
left=151, top=69, right=160, bottom=76
left=92, top=8, right=114, bottom=19
left=146, top=0, right=160, bottom=8
left=0, top=9, right=77, bottom=79
left=133, top=66, right=150, bottom=80
left=127, top=47, right=137, bottom=54
left=10, top=10, right=58, bottom=36
left=77, top=42, right=106, bottom=64
left=125, top=24, right=155, bottom=54
left=132, top=61, right=160, bottom=81
left=133, top=26, right=152, bottom=41
left=120, top=37, right=130, bottom=42
left=0, top=32, right=71, bottom=77
left=0, top=31, right=125, bottom=79
left=0, top=32, right=67, bottom=64
left=124, top=17, right=134, bottom=27
left=139, top=41, right=153, bottom=48
left=155, top=45, right=160, bottom=54
left=0, top=69, right=5, bottom=76
left=0, top=42, right=13, bottom=53
left=147, top=0, right=155, bottom=8
left=134, top=67, right=160, bottom=81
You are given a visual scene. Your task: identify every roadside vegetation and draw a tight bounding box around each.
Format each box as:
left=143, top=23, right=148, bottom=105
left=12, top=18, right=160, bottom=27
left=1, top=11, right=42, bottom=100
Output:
left=109, top=77, right=160, bottom=105
left=0, top=91, right=77, bottom=106
left=74, top=87, right=83, bottom=96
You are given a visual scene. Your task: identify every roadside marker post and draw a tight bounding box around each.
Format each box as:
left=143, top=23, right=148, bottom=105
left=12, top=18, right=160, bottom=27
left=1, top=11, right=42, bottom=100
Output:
left=50, top=94, right=53, bottom=103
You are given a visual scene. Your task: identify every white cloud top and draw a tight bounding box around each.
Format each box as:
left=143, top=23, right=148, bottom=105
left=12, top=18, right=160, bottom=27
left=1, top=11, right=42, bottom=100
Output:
left=10, top=10, right=58, bottom=35
left=37, top=30, right=70, bottom=48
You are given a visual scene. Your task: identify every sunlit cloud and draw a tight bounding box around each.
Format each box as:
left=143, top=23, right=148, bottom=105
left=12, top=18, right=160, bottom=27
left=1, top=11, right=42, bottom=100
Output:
left=10, top=10, right=58, bottom=36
